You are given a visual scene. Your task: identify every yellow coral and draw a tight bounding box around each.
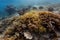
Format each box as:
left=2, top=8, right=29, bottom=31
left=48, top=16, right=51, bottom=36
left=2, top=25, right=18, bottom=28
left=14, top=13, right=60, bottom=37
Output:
left=3, top=10, right=60, bottom=40
left=39, top=25, right=46, bottom=32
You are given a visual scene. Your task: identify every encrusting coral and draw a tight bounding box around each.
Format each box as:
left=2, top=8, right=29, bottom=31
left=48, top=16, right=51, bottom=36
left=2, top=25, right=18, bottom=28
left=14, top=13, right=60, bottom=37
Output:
left=1, top=10, right=60, bottom=40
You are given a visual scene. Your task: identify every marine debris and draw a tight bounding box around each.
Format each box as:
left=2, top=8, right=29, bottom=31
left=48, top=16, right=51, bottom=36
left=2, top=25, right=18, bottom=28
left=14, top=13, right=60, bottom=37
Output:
left=0, top=10, right=60, bottom=40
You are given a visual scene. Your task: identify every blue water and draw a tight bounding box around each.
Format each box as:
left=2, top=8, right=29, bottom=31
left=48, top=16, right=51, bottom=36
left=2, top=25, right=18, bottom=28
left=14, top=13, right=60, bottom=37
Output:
left=0, top=0, right=60, bottom=18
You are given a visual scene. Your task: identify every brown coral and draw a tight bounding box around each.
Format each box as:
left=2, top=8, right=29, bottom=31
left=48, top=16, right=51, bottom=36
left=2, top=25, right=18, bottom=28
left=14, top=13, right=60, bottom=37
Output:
left=1, top=10, right=60, bottom=40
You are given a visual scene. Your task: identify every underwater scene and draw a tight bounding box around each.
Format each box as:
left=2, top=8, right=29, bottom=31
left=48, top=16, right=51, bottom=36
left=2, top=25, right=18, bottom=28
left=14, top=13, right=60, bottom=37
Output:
left=0, top=0, right=60, bottom=40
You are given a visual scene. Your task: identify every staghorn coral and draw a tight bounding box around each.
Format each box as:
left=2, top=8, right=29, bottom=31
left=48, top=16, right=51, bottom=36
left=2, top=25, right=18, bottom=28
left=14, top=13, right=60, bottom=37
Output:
left=1, top=10, right=60, bottom=40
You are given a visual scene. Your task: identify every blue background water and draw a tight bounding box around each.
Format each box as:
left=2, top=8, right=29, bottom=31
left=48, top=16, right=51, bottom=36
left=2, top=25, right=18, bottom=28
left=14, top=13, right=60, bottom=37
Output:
left=0, top=0, right=60, bottom=18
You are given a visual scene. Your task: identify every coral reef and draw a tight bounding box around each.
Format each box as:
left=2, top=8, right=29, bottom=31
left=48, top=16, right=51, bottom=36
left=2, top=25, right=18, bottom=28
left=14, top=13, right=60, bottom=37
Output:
left=0, top=10, right=60, bottom=40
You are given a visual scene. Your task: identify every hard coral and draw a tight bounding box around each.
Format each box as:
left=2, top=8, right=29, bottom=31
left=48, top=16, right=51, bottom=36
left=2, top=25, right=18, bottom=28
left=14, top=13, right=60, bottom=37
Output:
left=3, top=10, right=60, bottom=40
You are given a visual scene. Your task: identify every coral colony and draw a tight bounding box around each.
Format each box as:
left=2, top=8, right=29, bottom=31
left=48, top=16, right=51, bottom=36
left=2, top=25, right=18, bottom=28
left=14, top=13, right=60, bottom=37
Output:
left=0, top=10, right=60, bottom=40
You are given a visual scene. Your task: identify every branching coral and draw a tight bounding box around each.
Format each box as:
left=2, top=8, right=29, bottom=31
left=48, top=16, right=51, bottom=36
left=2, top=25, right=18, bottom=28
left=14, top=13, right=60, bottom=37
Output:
left=2, top=10, right=60, bottom=40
